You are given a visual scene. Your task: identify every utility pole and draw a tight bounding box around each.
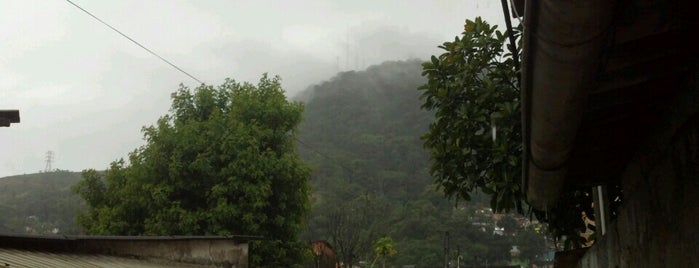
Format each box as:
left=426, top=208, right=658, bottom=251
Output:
left=593, top=185, right=609, bottom=236
left=457, top=246, right=461, bottom=268
left=44, top=151, right=54, bottom=172
left=444, top=231, right=449, bottom=268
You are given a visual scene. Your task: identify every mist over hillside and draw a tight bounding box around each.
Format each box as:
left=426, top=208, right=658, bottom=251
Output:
left=0, top=171, right=85, bottom=235
left=298, top=59, right=433, bottom=198
left=0, top=59, right=544, bottom=267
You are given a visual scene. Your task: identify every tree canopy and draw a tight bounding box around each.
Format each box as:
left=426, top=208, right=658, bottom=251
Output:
left=418, top=17, right=620, bottom=250
left=74, top=75, right=311, bottom=267
left=419, top=17, right=523, bottom=213
left=371, top=236, right=397, bottom=268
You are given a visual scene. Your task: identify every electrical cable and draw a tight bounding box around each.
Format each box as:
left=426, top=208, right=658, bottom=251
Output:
left=65, top=0, right=356, bottom=180
left=64, top=0, right=204, bottom=85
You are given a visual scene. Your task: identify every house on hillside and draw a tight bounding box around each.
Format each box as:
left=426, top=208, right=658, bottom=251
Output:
left=517, top=0, right=698, bottom=267
left=310, top=240, right=340, bottom=268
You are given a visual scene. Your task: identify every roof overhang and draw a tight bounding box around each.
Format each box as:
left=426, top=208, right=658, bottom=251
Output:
left=521, top=0, right=616, bottom=209
left=0, top=110, right=20, bottom=127
left=521, top=0, right=696, bottom=210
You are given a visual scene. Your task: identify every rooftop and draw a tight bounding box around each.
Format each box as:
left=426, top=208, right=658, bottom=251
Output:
left=0, top=233, right=258, bottom=268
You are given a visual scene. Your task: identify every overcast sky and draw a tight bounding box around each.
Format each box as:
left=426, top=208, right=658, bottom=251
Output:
left=0, top=0, right=504, bottom=177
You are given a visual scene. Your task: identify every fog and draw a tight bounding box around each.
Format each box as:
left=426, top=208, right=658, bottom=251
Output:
left=0, top=0, right=504, bottom=177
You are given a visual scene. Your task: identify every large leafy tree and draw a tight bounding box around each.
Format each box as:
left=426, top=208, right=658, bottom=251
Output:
left=419, top=17, right=615, bottom=250
left=74, top=75, right=311, bottom=267
left=419, top=17, right=522, bottom=213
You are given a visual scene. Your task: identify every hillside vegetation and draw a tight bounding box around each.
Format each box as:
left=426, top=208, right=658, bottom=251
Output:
left=297, top=60, right=545, bottom=267
left=0, top=171, right=85, bottom=234
left=0, top=60, right=546, bottom=267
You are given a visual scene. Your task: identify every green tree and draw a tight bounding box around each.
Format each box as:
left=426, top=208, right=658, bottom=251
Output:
left=371, top=236, right=397, bottom=268
left=419, top=17, right=597, bottom=250
left=321, top=193, right=388, bottom=268
left=419, top=17, right=522, bottom=212
left=74, top=74, right=311, bottom=267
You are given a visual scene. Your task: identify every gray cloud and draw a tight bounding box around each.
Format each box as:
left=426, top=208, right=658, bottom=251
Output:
left=0, top=0, right=505, bottom=177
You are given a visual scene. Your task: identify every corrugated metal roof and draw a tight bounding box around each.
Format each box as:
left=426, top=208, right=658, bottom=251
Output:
left=0, top=248, right=211, bottom=268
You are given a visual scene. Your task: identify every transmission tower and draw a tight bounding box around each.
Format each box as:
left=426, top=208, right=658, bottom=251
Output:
left=45, top=151, right=54, bottom=172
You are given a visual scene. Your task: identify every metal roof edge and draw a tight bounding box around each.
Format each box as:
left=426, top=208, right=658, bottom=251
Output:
left=0, top=233, right=263, bottom=242
left=521, top=0, right=617, bottom=210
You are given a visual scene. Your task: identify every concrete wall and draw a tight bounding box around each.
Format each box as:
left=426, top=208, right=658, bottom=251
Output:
left=82, top=238, right=248, bottom=268
left=577, top=65, right=699, bottom=267
left=0, top=235, right=250, bottom=268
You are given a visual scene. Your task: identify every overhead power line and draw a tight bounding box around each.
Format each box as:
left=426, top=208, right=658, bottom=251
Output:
left=65, top=0, right=354, bottom=178
left=65, top=0, right=204, bottom=85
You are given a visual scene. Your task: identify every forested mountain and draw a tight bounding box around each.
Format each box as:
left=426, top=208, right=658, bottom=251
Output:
left=298, top=59, right=432, bottom=203
left=0, top=171, right=85, bottom=235
left=0, top=59, right=546, bottom=267
left=297, top=60, right=545, bottom=267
